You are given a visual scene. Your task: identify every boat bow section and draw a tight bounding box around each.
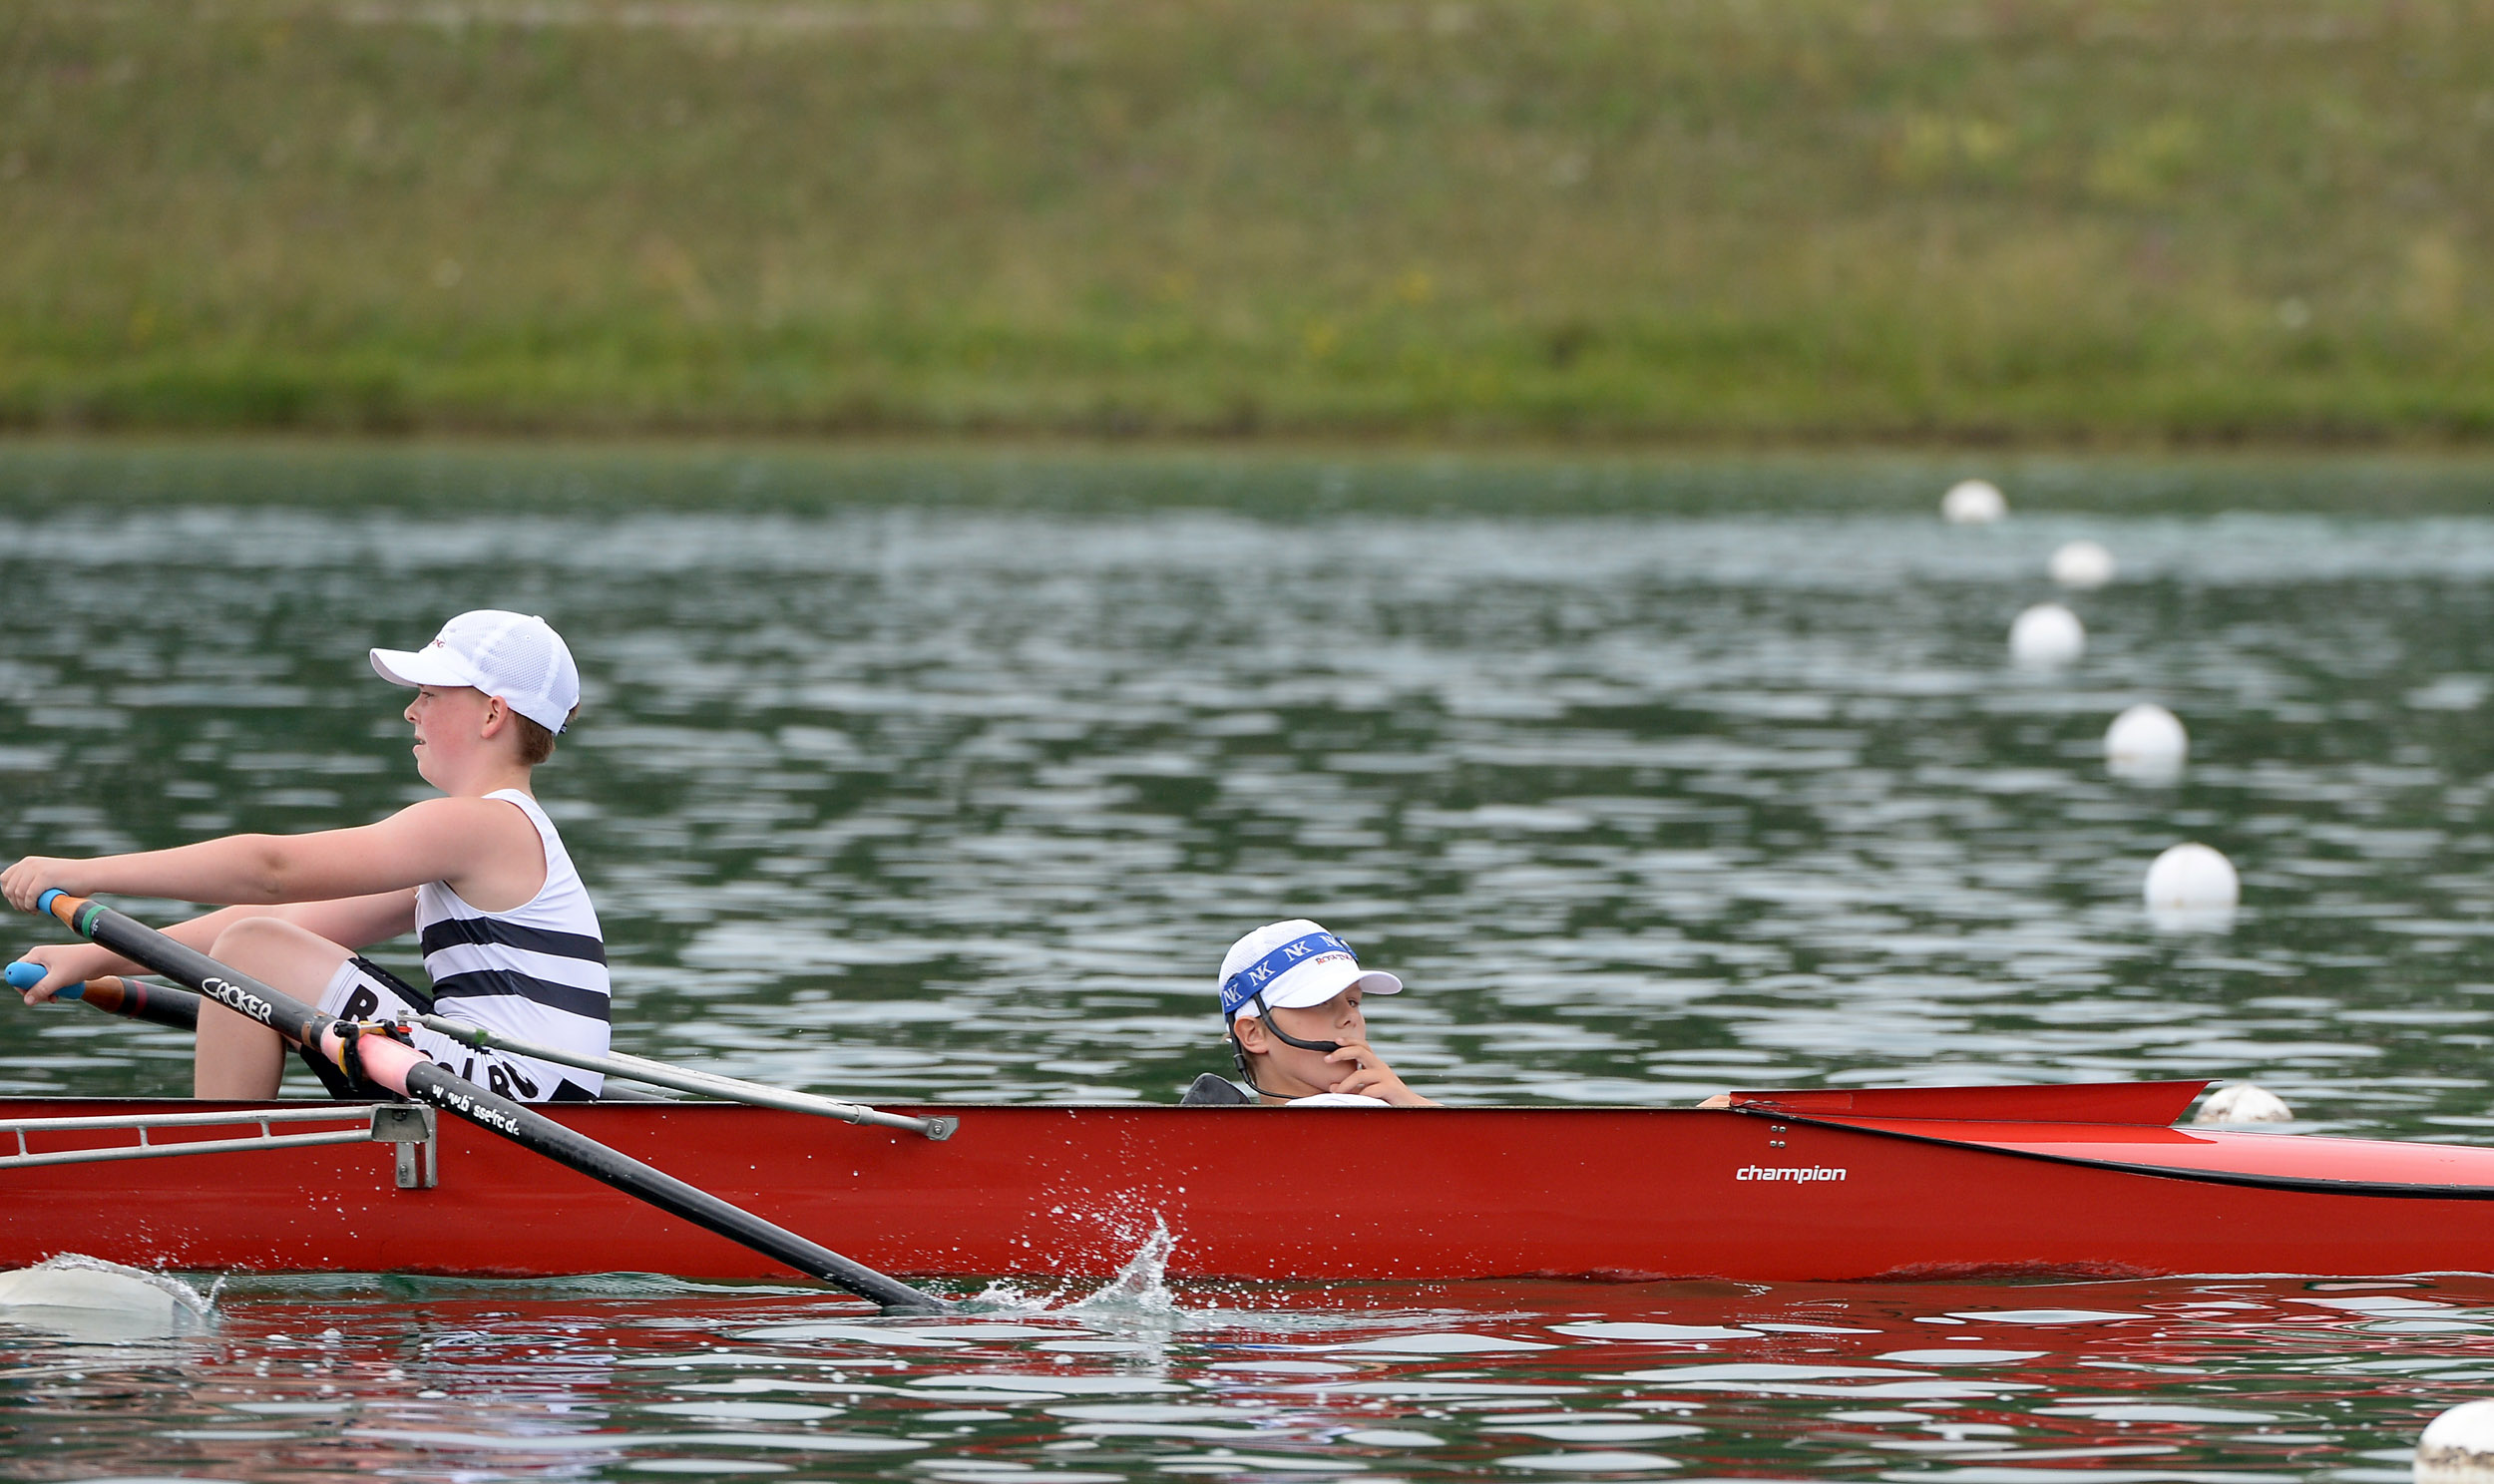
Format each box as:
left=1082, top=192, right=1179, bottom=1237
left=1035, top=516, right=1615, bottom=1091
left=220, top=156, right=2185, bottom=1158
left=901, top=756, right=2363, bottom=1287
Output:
left=1729, top=1080, right=2210, bottom=1126
left=1731, top=1079, right=2494, bottom=1199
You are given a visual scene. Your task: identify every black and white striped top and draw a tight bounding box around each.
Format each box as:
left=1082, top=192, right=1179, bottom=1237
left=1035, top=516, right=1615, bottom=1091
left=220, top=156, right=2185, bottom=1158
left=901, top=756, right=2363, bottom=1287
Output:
left=416, top=789, right=610, bottom=1097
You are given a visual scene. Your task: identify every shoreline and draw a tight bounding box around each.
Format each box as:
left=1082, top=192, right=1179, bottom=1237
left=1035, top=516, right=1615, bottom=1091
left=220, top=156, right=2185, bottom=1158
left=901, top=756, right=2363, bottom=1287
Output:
left=5, top=433, right=2490, bottom=516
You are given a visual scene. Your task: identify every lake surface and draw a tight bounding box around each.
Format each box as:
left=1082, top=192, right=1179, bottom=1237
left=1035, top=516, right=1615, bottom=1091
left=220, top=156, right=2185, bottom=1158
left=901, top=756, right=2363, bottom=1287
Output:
left=2, top=444, right=2493, bottom=1480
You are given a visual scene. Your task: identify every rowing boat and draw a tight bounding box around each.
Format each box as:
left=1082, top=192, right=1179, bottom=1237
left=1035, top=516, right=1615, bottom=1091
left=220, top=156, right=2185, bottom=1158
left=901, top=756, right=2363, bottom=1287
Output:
left=7, top=1080, right=2494, bottom=1283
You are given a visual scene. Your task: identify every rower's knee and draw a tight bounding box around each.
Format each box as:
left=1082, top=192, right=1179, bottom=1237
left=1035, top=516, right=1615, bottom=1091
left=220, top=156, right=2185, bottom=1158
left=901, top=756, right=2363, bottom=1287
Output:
left=208, top=917, right=346, bottom=987
left=209, top=915, right=304, bottom=965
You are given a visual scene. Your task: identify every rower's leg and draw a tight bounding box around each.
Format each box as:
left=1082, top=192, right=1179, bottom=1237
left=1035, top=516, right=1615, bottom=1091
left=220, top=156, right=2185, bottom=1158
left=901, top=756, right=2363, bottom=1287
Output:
left=196, top=919, right=350, bottom=1099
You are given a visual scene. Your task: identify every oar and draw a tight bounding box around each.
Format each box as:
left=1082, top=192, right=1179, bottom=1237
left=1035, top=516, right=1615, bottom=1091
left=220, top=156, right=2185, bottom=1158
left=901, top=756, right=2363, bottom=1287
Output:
left=25, top=891, right=947, bottom=1313
left=8, top=960, right=955, bottom=1138
left=7, top=961, right=202, bottom=1030
left=411, top=1013, right=959, bottom=1137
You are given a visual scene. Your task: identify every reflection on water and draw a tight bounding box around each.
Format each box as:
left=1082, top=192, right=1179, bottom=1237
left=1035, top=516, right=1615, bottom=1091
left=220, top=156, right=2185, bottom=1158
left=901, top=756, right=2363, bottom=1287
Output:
left=3, top=458, right=2493, bottom=1129
left=6, top=1262, right=2486, bottom=1480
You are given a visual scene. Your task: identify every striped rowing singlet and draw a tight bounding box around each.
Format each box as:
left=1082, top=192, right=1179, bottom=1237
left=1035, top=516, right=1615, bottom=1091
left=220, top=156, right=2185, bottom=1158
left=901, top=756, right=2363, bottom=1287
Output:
left=414, top=789, right=610, bottom=1098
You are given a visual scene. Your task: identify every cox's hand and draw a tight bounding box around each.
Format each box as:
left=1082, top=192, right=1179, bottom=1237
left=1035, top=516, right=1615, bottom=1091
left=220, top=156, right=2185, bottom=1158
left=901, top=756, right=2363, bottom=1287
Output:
left=1323, top=1041, right=1440, bottom=1107
left=1, top=857, right=85, bottom=915
left=8, top=943, right=116, bottom=1005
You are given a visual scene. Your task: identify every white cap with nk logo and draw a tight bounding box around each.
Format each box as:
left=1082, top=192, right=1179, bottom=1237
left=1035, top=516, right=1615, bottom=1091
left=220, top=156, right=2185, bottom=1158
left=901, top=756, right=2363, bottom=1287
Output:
left=1217, top=919, right=1403, bottom=1023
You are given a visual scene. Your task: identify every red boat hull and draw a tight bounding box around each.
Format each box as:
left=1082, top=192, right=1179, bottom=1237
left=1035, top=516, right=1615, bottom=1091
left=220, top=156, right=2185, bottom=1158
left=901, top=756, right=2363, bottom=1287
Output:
left=7, top=1090, right=2494, bottom=1283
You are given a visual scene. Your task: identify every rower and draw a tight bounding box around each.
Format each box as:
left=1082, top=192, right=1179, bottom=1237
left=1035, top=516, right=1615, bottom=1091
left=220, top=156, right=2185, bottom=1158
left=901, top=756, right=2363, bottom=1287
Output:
left=1182, top=919, right=1439, bottom=1107
left=4, top=610, right=609, bottom=1104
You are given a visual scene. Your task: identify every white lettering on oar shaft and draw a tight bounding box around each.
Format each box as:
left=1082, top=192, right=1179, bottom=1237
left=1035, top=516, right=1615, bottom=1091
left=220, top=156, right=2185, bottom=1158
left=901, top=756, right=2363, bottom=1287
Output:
left=200, top=976, right=276, bottom=1026
left=1736, top=1165, right=1848, bottom=1183
left=425, top=1083, right=523, bottom=1136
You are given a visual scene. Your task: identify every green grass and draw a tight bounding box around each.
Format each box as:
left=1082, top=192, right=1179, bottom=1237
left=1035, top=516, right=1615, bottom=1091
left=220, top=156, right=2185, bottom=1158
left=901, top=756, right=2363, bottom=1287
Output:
left=4, top=0, right=2493, bottom=444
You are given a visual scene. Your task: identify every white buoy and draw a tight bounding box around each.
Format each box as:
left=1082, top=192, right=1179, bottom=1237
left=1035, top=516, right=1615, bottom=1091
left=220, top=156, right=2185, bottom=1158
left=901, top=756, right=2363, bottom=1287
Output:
left=2192, top=1084, right=2293, bottom=1125
left=2106, top=703, right=2188, bottom=782
left=2009, top=603, right=2085, bottom=667
left=2145, top=842, right=2239, bottom=931
left=2416, top=1399, right=2494, bottom=1483
left=1942, top=479, right=2006, bottom=525
left=2050, top=539, right=2116, bottom=589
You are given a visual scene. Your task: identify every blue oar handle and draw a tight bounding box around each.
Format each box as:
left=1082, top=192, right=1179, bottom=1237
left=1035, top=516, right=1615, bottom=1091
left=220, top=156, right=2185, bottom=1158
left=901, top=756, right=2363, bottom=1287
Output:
left=19, top=893, right=82, bottom=999
left=4, top=960, right=82, bottom=998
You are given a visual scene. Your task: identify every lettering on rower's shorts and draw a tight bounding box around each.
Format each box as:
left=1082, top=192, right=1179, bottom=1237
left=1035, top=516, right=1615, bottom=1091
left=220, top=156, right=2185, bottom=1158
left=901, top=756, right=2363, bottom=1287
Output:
left=486, top=1061, right=541, bottom=1100
left=1735, top=1165, right=1849, bottom=1183
left=340, top=984, right=381, bottom=1022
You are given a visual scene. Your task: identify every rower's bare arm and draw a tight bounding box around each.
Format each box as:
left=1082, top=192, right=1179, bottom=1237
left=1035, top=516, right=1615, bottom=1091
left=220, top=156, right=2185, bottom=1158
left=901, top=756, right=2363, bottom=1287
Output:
left=164, top=891, right=420, bottom=954
left=11, top=890, right=418, bottom=1004
left=1, top=798, right=531, bottom=912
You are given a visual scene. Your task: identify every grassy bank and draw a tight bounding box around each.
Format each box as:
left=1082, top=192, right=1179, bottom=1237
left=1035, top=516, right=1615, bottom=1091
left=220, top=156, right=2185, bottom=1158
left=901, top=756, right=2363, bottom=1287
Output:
left=4, top=0, right=2493, bottom=444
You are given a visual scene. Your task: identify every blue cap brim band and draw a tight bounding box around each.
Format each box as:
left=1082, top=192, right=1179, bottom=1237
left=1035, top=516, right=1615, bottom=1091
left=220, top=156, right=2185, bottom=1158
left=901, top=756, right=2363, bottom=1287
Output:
left=1221, top=930, right=1359, bottom=1018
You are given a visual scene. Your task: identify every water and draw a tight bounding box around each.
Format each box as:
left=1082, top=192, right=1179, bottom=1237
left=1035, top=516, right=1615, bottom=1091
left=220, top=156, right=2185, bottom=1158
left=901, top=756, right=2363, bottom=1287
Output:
left=11, top=1267, right=2494, bottom=1480
left=3, top=445, right=2494, bottom=1478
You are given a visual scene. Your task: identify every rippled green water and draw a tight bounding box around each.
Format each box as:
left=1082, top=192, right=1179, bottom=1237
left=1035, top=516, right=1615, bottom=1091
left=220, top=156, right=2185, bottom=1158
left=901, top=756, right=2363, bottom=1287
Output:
left=9, top=1262, right=2494, bottom=1482
left=4, top=447, right=2494, bottom=1125
left=4, top=444, right=2494, bottom=1480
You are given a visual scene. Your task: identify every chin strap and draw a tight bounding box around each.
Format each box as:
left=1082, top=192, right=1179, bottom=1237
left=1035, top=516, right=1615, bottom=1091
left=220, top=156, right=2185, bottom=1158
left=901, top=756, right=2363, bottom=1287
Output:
left=1227, top=1024, right=1269, bottom=1098
left=1227, top=990, right=1343, bottom=1100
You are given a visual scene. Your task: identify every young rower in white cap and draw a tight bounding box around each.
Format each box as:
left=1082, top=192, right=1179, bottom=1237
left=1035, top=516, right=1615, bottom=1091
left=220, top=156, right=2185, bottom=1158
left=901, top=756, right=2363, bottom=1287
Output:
left=4, top=610, right=609, bottom=1103
left=1183, top=919, right=1438, bottom=1107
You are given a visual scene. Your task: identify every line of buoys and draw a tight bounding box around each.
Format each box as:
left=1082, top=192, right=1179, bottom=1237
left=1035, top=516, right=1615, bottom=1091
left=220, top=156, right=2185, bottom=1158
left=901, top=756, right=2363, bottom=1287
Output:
left=1942, top=478, right=2240, bottom=933
left=1938, top=490, right=2315, bottom=1248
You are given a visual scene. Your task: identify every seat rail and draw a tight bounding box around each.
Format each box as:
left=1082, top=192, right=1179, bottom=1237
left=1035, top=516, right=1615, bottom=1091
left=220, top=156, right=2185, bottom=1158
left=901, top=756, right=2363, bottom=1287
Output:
left=0, top=1104, right=438, bottom=1187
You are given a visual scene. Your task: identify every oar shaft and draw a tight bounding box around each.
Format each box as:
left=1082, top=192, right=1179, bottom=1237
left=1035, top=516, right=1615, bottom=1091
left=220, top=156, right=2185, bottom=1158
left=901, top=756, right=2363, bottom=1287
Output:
left=413, top=1013, right=956, bottom=1139
left=72, top=975, right=203, bottom=1030
left=390, top=1059, right=932, bottom=1306
left=33, top=892, right=942, bottom=1312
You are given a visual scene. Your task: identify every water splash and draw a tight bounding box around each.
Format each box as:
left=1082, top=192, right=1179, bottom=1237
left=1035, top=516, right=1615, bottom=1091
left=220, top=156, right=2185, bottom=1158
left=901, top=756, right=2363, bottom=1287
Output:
left=1067, top=1221, right=1178, bottom=1318
left=959, top=1220, right=1180, bottom=1319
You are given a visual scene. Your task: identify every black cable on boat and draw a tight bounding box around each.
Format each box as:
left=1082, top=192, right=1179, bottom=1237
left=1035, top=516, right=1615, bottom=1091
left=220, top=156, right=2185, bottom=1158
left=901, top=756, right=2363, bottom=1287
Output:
left=30, top=891, right=946, bottom=1313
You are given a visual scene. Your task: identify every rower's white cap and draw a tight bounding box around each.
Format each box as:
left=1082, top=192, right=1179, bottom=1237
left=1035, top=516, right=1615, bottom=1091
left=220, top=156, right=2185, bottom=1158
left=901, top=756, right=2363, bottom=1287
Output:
left=1218, top=919, right=1402, bottom=1023
left=370, top=610, right=580, bottom=734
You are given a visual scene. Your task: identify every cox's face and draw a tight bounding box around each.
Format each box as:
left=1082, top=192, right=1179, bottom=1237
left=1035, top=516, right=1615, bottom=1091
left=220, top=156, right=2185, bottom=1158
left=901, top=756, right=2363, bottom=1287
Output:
left=1244, top=987, right=1368, bottom=1095
left=1266, top=988, right=1367, bottom=1046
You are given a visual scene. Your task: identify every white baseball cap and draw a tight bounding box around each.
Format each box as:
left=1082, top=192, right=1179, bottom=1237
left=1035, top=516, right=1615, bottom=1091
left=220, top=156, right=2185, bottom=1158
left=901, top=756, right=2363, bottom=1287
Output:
left=1218, top=919, right=1402, bottom=1023
left=370, top=610, right=581, bottom=734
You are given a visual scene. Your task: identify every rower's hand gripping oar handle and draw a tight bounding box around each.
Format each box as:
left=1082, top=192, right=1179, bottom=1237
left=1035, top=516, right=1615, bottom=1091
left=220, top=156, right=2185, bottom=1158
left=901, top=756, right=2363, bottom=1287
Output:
left=8, top=956, right=205, bottom=1030
left=24, top=890, right=945, bottom=1312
